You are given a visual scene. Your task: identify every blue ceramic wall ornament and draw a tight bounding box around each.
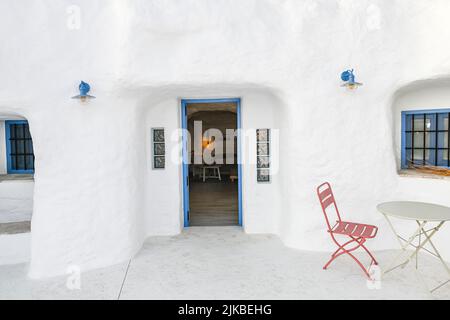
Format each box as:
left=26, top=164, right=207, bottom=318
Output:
left=340, top=69, right=363, bottom=90
left=72, top=81, right=96, bottom=100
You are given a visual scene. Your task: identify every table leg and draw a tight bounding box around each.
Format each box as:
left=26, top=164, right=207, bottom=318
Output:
left=413, top=221, right=450, bottom=292
left=383, top=216, right=450, bottom=293
left=382, top=216, right=427, bottom=274
left=416, top=228, right=420, bottom=269
left=404, top=221, right=444, bottom=266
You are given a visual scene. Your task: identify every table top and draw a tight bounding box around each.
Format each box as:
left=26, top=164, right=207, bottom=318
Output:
left=377, top=201, right=450, bottom=221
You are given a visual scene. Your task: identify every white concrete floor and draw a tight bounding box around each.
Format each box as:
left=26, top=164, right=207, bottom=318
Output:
left=1, top=227, right=450, bottom=300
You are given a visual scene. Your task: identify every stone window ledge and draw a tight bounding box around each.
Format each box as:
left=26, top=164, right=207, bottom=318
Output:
left=398, top=169, right=450, bottom=180
left=0, top=174, right=34, bottom=183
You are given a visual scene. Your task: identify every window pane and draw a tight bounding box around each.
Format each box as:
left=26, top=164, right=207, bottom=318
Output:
left=425, top=149, right=436, bottom=165
left=425, top=132, right=435, bottom=148
left=438, top=132, right=448, bottom=148
left=10, top=155, right=16, bottom=168
left=15, top=125, right=24, bottom=138
left=24, top=125, right=31, bottom=138
left=405, top=149, right=413, bottom=166
left=26, top=156, right=34, bottom=170
left=405, top=132, right=412, bottom=148
left=405, top=115, right=413, bottom=131
left=10, top=140, right=16, bottom=154
left=413, top=149, right=424, bottom=164
left=6, top=122, right=34, bottom=172
left=25, top=140, right=33, bottom=154
left=9, top=124, right=16, bottom=138
left=16, top=140, right=25, bottom=154
left=29, top=140, right=34, bottom=154
left=437, top=150, right=449, bottom=166
left=413, top=114, right=425, bottom=131
left=413, top=132, right=424, bottom=148
left=425, top=114, right=436, bottom=131
left=16, top=155, right=25, bottom=170
left=438, top=113, right=449, bottom=131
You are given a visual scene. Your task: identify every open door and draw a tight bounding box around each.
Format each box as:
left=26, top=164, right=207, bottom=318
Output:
left=182, top=101, right=190, bottom=227
left=181, top=98, right=242, bottom=227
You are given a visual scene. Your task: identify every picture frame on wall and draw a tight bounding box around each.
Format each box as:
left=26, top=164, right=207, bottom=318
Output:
left=257, top=169, right=270, bottom=182
left=152, top=128, right=165, bottom=169
left=256, top=129, right=271, bottom=183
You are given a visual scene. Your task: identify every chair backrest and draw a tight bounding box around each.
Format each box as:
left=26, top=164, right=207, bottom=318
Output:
left=317, top=182, right=342, bottom=231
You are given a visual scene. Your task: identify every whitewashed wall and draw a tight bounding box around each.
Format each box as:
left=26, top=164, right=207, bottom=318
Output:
left=0, top=181, right=34, bottom=224
left=2, top=0, right=450, bottom=278
left=140, top=87, right=283, bottom=237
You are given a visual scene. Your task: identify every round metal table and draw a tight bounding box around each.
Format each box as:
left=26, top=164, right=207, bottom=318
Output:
left=377, top=201, right=450, bottom=293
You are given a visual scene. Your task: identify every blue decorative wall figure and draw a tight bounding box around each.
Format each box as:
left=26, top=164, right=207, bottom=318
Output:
left=72, top=81, right=96, bottom=100
left=340, top=69, right=363, bottom=89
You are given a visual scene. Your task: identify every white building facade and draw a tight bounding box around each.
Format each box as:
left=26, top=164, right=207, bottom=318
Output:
left=2, top=0, right=450, bottom=278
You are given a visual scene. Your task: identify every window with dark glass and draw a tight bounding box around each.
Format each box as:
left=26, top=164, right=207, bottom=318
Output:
left=5, top=120, right=35, bottom=173
left=403, top=111, right=449, bottom=168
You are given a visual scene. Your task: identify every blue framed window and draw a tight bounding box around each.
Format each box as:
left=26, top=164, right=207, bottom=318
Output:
left=401, top=109, right=450, bottom=169
left=5, top=120, right=35, bottom=174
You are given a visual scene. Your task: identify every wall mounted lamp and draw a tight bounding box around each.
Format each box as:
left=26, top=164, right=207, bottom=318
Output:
left=340, top=69, right=363, bottom=90
left=72, top=81, right=96, bottom=101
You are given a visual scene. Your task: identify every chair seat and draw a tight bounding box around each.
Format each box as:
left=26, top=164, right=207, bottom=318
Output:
left=331, top=221, right=378, bottom=239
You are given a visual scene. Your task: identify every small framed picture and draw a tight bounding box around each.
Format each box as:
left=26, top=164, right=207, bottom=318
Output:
left=152, top=128, right=165, bottom=169
left=257, top=169, right=270, bottom=182
left=257, top=143, right=269, bottom=156
left=257, top=156, right=270, bottom=168
left=153, top=129, right=165, bottom=143
left=256, top=129, right=270, bottom=142
left=153, top=156, right=165, bottom=169
left=256, top=128, right=270, bottom=183
left=154, top=143, right=165, bottom=156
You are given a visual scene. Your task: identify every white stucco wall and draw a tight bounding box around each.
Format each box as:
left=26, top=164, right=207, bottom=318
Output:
left=0, top=234, right=31, bottom=265
left=2, top=0, right=450, bottom=278
left=140, top=87, right=283, bottom=237
left=0, top=181, right=34, bottom=223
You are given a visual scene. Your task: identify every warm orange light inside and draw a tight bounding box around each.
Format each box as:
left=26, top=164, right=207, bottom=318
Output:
left=202, top=138, right=212, bottom=149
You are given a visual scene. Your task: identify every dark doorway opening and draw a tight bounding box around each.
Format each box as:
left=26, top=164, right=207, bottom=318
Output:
left=185, top=102, right=239, bottom=226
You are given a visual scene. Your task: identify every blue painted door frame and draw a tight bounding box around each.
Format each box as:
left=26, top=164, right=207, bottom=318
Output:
left=181, top=98, right=243, bottom=227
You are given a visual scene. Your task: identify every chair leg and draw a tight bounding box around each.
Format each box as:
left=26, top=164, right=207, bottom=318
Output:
left=360, top=243, right=378, bottom=265
left=323, top=238, right=376, bottom=279
left=323, top=247, right=345, bottom=270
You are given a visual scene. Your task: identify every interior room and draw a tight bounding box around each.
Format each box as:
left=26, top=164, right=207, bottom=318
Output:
left=186, top=102, right=239, bottom=226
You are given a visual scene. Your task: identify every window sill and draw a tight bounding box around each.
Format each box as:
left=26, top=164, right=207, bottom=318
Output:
left=0, top=174, right=34, bottom=183
left=398, top=169, right=450, bottom=180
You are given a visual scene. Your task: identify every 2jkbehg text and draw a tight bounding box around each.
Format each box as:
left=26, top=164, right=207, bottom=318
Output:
left=178, top=304, right=272, bottom=318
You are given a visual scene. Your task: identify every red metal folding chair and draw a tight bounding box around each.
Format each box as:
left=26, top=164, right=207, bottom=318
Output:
left=317, top=182, right=378, bottom=279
